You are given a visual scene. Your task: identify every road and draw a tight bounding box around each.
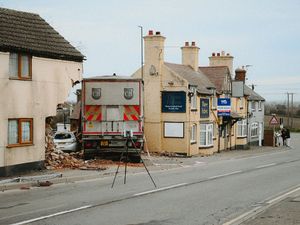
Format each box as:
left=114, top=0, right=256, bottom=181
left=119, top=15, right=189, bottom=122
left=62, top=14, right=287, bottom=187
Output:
left=1, top=135, right=300, bottom=225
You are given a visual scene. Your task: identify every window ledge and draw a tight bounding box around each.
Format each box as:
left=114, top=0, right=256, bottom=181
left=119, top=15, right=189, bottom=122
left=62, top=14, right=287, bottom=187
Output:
left=6, top=143, right=33, bottom=148
left=237, top=136, right=247, bottom=139
left=9, top=77, right=32, bottom=81
left=199, top=145, right=213, bottom=149
left=191, top=109, right=197, bottom=112
left=190, top=141, right=197, bottom=145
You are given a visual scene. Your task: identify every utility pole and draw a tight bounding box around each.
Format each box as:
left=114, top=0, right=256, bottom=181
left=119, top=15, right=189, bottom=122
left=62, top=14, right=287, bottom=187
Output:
left=287, top=92, right=290, bottom=128
left=286, top=92, right=295, bottom=129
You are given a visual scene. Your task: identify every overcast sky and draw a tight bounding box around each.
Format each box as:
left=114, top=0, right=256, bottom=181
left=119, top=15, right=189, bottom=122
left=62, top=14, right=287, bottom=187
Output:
left=1, top=0, right=300, bottom=102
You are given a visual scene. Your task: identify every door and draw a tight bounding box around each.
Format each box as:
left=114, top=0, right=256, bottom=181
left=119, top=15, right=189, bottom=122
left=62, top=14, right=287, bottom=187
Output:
left=103, top=106, right=122, bottom=133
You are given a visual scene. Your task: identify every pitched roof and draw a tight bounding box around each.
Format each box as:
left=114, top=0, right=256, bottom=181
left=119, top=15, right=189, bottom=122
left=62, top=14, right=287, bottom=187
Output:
left=198, top=66, right=230, bottom=93
left=165, top=62, right=215, bottom=95
left=0, top=7, right=84, bottom=62
left=244, top=85, right=265, bottom=101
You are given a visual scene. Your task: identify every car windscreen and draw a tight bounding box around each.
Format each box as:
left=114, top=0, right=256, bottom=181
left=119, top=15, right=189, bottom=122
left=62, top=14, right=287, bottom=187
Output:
left=54, top=133, right=72, bottom=140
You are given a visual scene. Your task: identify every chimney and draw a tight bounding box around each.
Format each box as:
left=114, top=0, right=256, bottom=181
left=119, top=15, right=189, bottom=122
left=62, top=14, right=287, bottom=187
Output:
left=181, top=41, right=199, bottom=71
left=209, top=51, right=234, bottom=75
left=144, top=30, right=166, bottom=76
left=235, top=67, right=246, bottom=82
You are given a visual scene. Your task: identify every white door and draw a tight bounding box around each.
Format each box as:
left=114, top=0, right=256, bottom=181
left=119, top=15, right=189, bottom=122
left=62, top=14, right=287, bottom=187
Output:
left=104, top=106, right=121, bottom=132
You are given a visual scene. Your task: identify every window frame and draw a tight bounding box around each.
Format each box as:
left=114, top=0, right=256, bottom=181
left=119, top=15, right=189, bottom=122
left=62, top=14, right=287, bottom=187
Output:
left=9, top=53, right=32, bottom=80
left=199, top=123, right=213, bottom=147
left=237, top=119, right=247, bottom=137
left=190, top=123, right=197, bottom=144
left=251, top=101, right=256, bottom=112
left=7, top=118, right=33, bottom=147
left=258, top=101, right=262, bottom=111
left=239, top=97, right=244, bottom=109
left=251, top=122, right=258, bottom=138
left=190, top=86, right=197, bottom=110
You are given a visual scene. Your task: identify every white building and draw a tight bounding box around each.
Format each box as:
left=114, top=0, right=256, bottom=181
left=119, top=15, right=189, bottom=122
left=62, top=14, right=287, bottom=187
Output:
left=0, top=8, right=84, bottom=176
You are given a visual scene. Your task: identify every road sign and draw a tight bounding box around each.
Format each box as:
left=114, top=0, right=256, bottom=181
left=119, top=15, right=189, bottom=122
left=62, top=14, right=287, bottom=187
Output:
left=217, top=98, right=231, bottom=116
left=269, top=115, right=279, bottom=125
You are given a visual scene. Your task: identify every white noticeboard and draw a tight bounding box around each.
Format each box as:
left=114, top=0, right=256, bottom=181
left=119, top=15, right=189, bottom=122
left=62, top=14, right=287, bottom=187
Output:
left=164, top=122, right=184, bottom=138
left=231, top=80, right=244, bottom=97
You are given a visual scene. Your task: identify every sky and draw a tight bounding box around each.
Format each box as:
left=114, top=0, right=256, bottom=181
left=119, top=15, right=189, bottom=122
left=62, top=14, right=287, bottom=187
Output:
left=1, top=0, right=300, bottom=103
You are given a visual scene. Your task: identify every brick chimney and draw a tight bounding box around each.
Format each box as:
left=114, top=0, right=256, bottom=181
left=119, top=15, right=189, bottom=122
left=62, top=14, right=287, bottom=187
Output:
left=235, top=67, right=247, bottom=82
left=181, top=41, right=199, bottom=71
left=144, top=30, right=166, bottom=76
left=209, top=51, right=234, bottom=75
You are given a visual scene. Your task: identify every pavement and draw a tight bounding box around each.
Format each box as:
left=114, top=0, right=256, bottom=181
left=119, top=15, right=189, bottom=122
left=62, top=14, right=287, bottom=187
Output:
left=0, top=144, right=299, bottom=225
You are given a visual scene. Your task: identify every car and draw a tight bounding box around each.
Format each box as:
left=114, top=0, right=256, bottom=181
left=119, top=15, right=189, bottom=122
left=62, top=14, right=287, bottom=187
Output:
left=53, top=131, right=78, bottom=152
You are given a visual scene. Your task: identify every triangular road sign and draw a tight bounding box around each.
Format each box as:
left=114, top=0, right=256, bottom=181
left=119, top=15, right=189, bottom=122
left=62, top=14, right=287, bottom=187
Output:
left=269, top=115, right=279, bottom=125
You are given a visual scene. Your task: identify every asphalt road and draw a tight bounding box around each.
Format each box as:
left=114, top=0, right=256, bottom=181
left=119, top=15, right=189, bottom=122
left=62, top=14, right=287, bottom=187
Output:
left=1, top=135, right=300, bottom=225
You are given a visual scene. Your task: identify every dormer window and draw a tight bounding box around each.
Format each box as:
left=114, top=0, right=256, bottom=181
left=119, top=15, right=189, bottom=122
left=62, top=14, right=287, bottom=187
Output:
left=9, top=53, right=32, bottom=80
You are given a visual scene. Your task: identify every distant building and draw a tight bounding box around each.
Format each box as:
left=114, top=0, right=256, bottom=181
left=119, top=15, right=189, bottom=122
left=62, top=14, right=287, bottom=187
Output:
left=0, top=8, right=84, bottom=176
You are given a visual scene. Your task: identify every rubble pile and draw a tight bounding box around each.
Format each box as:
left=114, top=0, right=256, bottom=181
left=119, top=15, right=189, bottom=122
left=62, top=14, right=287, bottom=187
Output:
left=45, top=126, right=107, bottom=170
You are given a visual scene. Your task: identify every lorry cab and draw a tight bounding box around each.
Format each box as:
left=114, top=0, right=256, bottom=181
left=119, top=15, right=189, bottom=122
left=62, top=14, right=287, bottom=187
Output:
left=81, top=75, right=143, bottom=160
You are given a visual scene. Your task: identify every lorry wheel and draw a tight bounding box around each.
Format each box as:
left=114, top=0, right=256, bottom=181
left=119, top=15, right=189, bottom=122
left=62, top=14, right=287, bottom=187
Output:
left=83, top=151, right=94, bottom=160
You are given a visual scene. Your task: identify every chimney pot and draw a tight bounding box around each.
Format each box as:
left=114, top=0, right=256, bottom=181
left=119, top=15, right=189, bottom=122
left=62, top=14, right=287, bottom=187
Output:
left=191, top=41, right=196, bottom=46
left=148, top=30, right=153, bottom=35
left=221, top=51, right=225, bottom=56
left=217, top=53, right=220, bottom=56
left=155, top=31, right=161, bottom=35
left=185, top=41, right=189, bottom=47
left=226, top=53, right=230, bottom=56
left=212, top=52, right=216, bottom=56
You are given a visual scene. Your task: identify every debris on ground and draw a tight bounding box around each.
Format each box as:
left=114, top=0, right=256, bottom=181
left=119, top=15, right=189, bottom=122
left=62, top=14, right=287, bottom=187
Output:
left=45, top=124, right=142, bottom=170
left=45, top=125, right=107, bottom=170
left=37, top=181, right=53, bottom=187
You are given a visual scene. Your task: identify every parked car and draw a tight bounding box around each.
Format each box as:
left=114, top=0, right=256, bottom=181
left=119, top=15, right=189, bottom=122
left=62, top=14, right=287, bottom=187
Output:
left=53, top=131, right=78, bottom=152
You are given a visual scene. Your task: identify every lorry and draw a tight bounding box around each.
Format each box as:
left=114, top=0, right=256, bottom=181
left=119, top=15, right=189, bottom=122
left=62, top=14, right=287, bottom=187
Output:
left=81, top=75, right=144, bottom=160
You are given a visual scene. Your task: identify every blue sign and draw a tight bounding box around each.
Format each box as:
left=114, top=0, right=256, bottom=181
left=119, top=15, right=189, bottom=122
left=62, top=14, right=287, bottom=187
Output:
left=200, top=98, right=209, bottom=118
left=162, top=91, right=186, bottom=113
left=217, top=98, right=231, bottom=116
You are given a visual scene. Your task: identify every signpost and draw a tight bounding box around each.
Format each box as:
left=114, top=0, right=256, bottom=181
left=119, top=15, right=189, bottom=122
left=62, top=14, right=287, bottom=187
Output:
left=269, top=114, right=279, bottom=147
left=217, top=98, right=231, bottom=117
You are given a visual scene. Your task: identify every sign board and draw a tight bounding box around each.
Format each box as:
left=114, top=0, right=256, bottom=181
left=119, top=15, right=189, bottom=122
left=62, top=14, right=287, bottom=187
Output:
left=269, top=115, right=279, bottom=125
left=162, top=91, right=186, bottom=113
left=231, top=80, right=244, bottom=97
left=217, top=98, right=231, bottom=117
left=200, top=98, right=209, bottom=118
left=164, top=122, right=184, bottom=138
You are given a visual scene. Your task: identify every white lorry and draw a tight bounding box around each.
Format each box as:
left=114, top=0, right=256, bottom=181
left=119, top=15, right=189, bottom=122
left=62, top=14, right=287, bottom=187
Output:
left=81, top=76, right=144, bottom=160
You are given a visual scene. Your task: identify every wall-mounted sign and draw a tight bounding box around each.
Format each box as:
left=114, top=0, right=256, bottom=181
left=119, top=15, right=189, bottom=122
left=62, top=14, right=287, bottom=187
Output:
left=162, top=91, right=186, bottom=113
left=164, top=122, right=184, bottom=138
left=217, top=98, right=231, bottom=116
left=200, top=98, right=209, bottom=118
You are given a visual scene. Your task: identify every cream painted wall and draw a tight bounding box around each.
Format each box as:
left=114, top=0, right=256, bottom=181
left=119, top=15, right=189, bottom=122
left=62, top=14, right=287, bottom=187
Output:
left=0, top=52, right=83, bottom=167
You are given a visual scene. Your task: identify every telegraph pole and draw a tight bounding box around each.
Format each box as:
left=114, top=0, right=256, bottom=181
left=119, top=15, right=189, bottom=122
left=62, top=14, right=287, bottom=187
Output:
left=291, top=93, right=294, bottom=129
left=287, top=92, right=290, bottom=128
left=286, top=92, right=295, bottom=128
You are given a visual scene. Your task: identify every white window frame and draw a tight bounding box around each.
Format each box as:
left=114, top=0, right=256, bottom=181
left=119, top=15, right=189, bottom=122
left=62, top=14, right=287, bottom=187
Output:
left=258, top=101, right=262, bottom=111
left=251, top=101, right=256, bottom=112
left=251, top=122, right=258, bottom=137
left=237, top=119, right=247, bottom=137
left=190, top=124, right=197, bottom=144
left=190, top=87, right=197, bottom=110
left=164, top=122, right=184, bottom=138
left=199, top=123, right=213, bottom=147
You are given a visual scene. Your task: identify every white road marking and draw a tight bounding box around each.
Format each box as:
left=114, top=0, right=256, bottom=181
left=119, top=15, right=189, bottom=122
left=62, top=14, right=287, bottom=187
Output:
left=134, top=183, right=187, bottom=197
left=223, top=206, right=262, bottom=225
left=9, top=205, right=92, bottom=225
left=209, top=170, right=242, bottom=179
left=255, top=163, right=276, bottom=169
left=267, top=186, right=300, bottom=204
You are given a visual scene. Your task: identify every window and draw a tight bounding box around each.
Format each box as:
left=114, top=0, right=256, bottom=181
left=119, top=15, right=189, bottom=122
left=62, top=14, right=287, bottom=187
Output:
left=200, top=123, right=213, bottom=147
left=190, top=124, right=197, bottom=143
left=239, top=97, right=244, bottom=109
left=251, top=122, right=258, bottom=137
left=251, top=101, right=256, bottom=111
left=9, top=53, right=32, bottom=79
left=212, top=96, right=217, bottom=109
left=8, top=119, right=33, bottom=146
left=190, top=87, right=197, bottom=110
left=237, top=119, right=247, bottom=137
left=258, top=101, right=262, bottom=111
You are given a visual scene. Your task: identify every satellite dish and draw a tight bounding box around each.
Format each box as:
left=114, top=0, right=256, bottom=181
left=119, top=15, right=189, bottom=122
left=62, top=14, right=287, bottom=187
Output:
left=149, top=65, right=157, bottom=76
